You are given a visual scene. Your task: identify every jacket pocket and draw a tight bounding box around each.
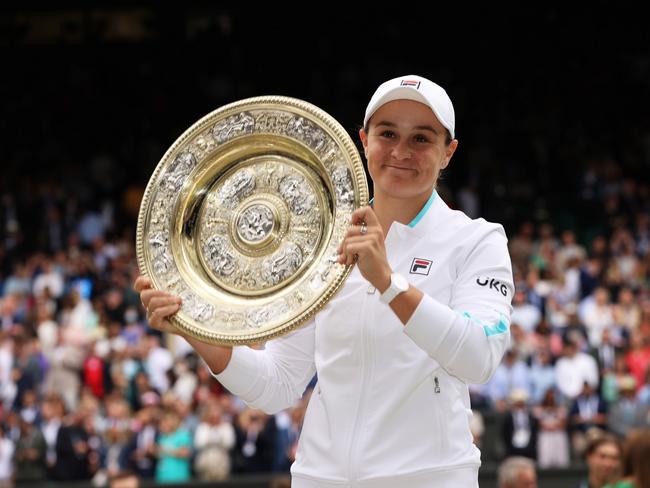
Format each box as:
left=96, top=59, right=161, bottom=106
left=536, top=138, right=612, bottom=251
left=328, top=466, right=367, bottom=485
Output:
left=430, top=371, right=452, bottom=456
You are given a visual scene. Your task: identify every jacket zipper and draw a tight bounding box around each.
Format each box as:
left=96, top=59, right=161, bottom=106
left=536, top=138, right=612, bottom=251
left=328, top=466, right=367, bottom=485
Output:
left=434, top=376, right=441, bottom=394
left=347, top=288, right=372, bottom=486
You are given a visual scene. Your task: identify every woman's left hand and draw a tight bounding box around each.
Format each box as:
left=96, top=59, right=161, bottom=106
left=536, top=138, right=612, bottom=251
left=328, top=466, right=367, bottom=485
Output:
left=337, top=206, right=392, bottom=291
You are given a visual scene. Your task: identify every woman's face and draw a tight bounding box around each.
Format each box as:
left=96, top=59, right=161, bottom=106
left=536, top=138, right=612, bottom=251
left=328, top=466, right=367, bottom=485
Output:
left=360, top=99, right=457, bottom=202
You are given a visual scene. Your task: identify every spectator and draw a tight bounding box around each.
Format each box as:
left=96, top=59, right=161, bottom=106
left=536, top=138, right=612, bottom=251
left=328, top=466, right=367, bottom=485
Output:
left=497, top=456, right=537, bottom=488
left=488, top=349, right=532, bottom=412
left=608, top=376, right=648, bottom=438
left=613, top=287, right=641, bottom=334
left=143, top=333, right=173, bottom=395
left=39, top=393, right=65, bottom=476
left=604, top=429, right=650, bottom=488
left=127, top=403, right=158, bottom=479
left=529, top=348, right=557, bottom=405
left=154, top=409, right=192, bottom=483
left=32, top=258, right=64, bottom=299
left=52, top=408, right=93, bottom=481
left=557, top=230, right=587, bottom=273
left=502, top=389, right=538, bottom=460
left=534, top=388, right=570, bottom=468
left=509, top=222, right=535, bottom=276
left=582, top=287, right=615, bottom=348
left=0, top=425, right=15, bottom=487
left=194, top=401, right=235, bottom=481
left=625, top=332, right=650, bottom=389
left=594, top=328, right=624, bottom=375
left=232, top=408, right=277, bottom=474
left=578, top=433, right=623, bottom=488
left=511, top=290, right=542, bottom=334
left=556, top=338, right=599, bottom=401
left=14, top=415, right=47, bottom=482
left=569, top=382, right=609, bottom=457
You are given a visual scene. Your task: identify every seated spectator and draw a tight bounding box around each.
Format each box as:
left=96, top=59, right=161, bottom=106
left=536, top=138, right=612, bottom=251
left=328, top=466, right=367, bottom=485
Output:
left=127, top=403, right=158, bottom=479
left=0, top=424, right=15, bottom=486
left=14, top=415, right=47, bottom=483
left=497, top=456, right=537, bottom=488
left=603, top=429, right=650, bottom=488
left=232, top=408, right=277, bottom=474
left=581, top=287, right=615, bottom=349
left=613, top=287, right=641, bottom=334
left=511, top=289, right=542, bottom=334
left=154, top=409, right=192, bottom=483
left=577, top=433, right=623, bottom=488
left=488, top=349, right=532, bottom=412
left=529, top=348, right=557, bottom=405
left=568, top=382, right=608, bottom=458
left=556, top=337, right=599, bottom=402
left=608, top=376, right=648, bottom=438
left=52, top=407, right=93, bottom=481
left=534, top=388, right=570, bottom=468
left=502, top=389, right=538, bottom=461
left=624, top=332, right=650, bottom=389
left=194, top=401, right=235, bottom=480
left=601, top=354, right=632, bottom=406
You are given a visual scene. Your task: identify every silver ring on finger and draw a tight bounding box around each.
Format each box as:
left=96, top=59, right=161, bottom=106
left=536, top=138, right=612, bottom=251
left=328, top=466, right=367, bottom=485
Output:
left=360, top=222, right=368, bottom=235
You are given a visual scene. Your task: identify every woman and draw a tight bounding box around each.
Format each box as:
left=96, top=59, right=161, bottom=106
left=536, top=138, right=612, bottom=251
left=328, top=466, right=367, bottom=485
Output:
left=604, top=429, right=650, bottom=488
left=193, top=401, right=235, bottom=480
left=136, top=74, right=514, bottom=487
left=154, top=410, right=192, bottom=484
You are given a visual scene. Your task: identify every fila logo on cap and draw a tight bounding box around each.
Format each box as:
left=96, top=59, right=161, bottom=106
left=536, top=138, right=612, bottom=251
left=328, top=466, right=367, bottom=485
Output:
left=410, top=258, right=432, bottom=275
left=400, top=79, right=421, bottom=89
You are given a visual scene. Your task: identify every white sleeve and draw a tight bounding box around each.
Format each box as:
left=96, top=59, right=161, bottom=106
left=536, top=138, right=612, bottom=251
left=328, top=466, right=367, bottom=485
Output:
left=211, top=319, right=316, bottom=415
left=403, top=226, right=514, bottom=384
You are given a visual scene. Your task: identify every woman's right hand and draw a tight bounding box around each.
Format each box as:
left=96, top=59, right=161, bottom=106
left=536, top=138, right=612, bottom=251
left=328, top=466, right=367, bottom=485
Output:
left=134, top=275, right=234, bottom=373
left=134, top=275, right=183, bottom=335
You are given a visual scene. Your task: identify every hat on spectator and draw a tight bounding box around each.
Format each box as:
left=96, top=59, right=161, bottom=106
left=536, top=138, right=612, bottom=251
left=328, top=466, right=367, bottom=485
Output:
left=619, top=375, right=637, bottom=391
left=509, top=388, right=529, bottom=404
left=364, top=75, right=455, bottom=138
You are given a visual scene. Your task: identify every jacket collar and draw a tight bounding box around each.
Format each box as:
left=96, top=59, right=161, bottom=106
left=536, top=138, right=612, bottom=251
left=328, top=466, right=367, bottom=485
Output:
left=386, top=189, right=449, bottom=239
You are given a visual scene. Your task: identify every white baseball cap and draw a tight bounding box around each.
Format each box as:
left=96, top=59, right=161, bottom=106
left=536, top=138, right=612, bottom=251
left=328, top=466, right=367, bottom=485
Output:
left=363, top=75, right=455, bottom=139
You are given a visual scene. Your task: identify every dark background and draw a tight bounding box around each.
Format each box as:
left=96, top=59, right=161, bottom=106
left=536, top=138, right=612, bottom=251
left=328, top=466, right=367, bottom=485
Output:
left=2, top=3, right=649, bottom=243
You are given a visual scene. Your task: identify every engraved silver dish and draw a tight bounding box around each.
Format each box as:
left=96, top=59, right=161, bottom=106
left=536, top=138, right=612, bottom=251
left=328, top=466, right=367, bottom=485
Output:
left=136, top=97, right=368, bottom=345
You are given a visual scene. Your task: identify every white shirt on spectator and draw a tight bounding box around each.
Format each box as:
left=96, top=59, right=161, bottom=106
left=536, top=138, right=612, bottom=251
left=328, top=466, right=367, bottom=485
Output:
left=33, top=270, right=64, bottom=298
left=146, top=346, right=173, bottom=393
left=582, top=301, right=614, bottom=348
left=555, top=352, right=599, bottom=400
left=0, top=436, right=14, bottom=481
left=511, top=303, right=542, bottom=333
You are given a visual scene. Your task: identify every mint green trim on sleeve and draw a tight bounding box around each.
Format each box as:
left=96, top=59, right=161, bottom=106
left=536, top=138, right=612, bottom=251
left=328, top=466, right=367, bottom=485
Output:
left=463, top=311, right=509, bottom=337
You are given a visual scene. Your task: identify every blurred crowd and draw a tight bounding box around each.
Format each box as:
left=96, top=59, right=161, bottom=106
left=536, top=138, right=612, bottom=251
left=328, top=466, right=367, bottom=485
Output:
left=0, top=153, right=648, bottom=487
left=467, top=160, right=650, bottom=474
left=0, top=177, right=310, bottom=486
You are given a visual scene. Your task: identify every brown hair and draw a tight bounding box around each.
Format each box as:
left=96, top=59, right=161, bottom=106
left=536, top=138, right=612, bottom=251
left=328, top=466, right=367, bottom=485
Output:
left=624, top=429, right=650, bottom=488
left=584, top=433, right=623, bottom=459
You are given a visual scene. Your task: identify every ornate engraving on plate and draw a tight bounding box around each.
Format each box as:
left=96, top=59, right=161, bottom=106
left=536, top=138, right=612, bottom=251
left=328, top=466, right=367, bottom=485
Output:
left=236, top=204, right=274, bottom=243
left=198, top=160, right=323, bottom=294
left=136, top=96, right=368, bottom=345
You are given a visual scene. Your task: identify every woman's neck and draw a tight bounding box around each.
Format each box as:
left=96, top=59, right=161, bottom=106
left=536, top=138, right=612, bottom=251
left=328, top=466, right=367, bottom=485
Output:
left=372, top=189, right=434, bottom=234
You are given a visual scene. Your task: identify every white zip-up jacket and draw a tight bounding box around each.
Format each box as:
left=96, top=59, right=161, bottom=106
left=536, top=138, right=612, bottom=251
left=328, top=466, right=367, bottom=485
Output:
left=214, top=191, right=514, bottom=487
